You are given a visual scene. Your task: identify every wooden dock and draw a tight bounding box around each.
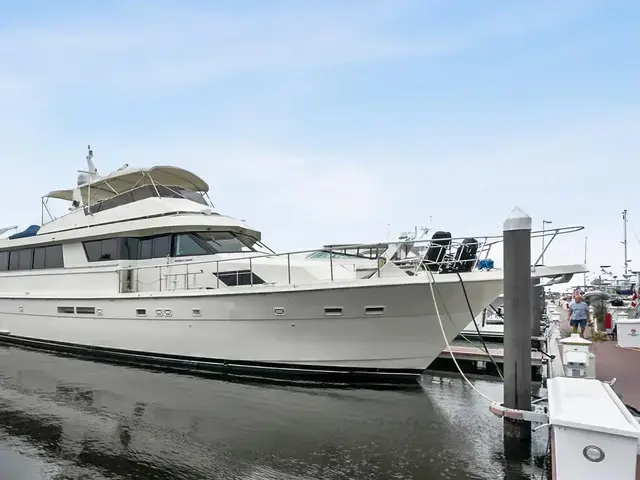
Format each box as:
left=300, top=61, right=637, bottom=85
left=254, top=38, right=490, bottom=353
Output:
left=438, top=340, right=543, bottom=367
left=438, top=341, right=544, bottom=366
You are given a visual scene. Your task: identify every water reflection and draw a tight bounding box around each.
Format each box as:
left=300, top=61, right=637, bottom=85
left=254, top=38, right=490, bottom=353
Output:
left=0, top=346, right=548, bottom=479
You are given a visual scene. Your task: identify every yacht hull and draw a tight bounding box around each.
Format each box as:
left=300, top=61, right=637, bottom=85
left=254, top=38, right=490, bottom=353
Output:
left=0, top=276, right=503, bottom=383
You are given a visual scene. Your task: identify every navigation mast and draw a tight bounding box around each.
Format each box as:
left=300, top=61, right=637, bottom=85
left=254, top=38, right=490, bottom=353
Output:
left=623, top=209, right=629, bottom=275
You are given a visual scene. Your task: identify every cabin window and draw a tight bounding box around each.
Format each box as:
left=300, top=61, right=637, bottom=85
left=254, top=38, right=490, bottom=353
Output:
left=0, top=251, right=9, bottom=272
left=85, top=236, right=181, bottom=262
left=152, top=235, right=171, bottom=258
left=214, top=270, right=265, bottom=287
left=44, top=245, right=64, bottom=269
left=120, top=238, right=139, bottom=260
left=139, top=238, right=153, bottom=260
left=137, top=235, right=171, bottom=260
left=8, top=251, right=19, bottom=270
left=4, top=245, right=64, bottom=270
left=175, top=234, right=209, bottom=256
left=82, top=232, right=259, bottom=262
left=193, top=231, right=256, bottom=254
left=18, top=249, right=33, bottom=270
left=100, top=238, right=119, bottom=261
left=84, top=241, right=103, bottom=262
left=33, top=247, right=46, bottom=269
left=83, top=239, right=120, bottom=262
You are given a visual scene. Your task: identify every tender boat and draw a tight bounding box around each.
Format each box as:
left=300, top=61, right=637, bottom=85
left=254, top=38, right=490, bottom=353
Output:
left=0, top=147, right=586, bottom=383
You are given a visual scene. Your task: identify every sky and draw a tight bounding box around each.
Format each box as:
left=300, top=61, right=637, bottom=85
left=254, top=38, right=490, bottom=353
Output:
left=0, top=0, right=638, bottom=283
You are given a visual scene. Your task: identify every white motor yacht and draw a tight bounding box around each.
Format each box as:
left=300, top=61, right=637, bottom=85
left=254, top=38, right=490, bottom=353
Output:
left=0, top=147, right=587, bottom=382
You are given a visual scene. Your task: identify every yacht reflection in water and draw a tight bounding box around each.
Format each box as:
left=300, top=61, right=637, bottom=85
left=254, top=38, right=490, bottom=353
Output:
left=0, top=347, right=546, bottom=480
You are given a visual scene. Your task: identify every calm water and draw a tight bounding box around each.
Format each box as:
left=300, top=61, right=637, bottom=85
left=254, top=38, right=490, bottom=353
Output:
left=0, top=346, right=549, bottom=479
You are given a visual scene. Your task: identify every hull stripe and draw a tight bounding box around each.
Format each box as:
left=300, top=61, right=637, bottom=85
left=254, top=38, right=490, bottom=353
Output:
left=0, top=332, right=424, bottom=386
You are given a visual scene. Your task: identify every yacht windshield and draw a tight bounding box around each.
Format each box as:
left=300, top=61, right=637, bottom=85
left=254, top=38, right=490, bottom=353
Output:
left=85, top=184, right=208, bottom=215
left=196, top=232, right=255, bottom=253
left=307, top=245, right=388, bottom=260
left=174, top=231, right=272, bottom=256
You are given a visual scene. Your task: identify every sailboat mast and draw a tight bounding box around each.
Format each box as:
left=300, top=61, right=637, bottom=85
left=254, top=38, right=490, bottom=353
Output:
left=623, top=209, right=629, bottom=275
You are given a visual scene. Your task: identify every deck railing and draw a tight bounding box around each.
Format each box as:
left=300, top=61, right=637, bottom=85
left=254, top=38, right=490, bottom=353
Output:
left=116, top=226, right=584, bottom=293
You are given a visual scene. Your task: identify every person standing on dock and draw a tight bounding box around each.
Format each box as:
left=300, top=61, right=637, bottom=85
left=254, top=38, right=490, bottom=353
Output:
left=569, top=293, right=589, bottom=337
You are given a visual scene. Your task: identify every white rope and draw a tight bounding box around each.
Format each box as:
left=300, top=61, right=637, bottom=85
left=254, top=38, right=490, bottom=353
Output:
left=426, top=268, right=499, bottom=403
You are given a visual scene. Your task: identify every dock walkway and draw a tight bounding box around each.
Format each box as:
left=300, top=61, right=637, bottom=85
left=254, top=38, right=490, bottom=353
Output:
left=553, top=304, right=640, bottom=478
left=557, top=305, right=640, bottom=408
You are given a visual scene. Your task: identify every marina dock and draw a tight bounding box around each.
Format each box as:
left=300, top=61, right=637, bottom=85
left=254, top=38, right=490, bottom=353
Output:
left=535, top=305, right=640, bottom=479
left=430, top=337, right=544, bottom=380
left=439, top=341, right=543, bottom=366
left=556, top=308, right=640, bottom=409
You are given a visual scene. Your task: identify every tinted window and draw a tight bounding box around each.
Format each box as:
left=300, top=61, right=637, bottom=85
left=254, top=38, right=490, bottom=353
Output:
left=84, top=241, right=102, bottom=262
left=101, top=238, right=119, bottom=260
left=45, top=245, right=64, bottom=268
left=18, top=249, right=33, bottom=270
left=33, top=247, right=46, bottom=269
left=215, top=270, right=265, bottom=287
left=0, top=251, right=8, bottom=271
left=120, top=238, right=139, bottom=260
left=153, top=235, right=171, bottom=258
left=85, top=238, right=144, bottom=262
left=195, top=232, right=255, bottom=253
left=8, top=251, right=19, bottom=271
left=175, top=234, right=209, bottom=256
left=139, top=239, right=153, bottom=260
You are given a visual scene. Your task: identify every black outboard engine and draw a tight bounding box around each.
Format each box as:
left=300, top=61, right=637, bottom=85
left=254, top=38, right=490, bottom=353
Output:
left=611, top=298, right=625, bottom=307
left=423, top=231, right=452, bottom=271
left=454, top=237, right=479, bottom=272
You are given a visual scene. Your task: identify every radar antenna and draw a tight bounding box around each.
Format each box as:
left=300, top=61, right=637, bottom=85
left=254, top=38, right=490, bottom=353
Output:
left=86, top=144, right=98, bottom=176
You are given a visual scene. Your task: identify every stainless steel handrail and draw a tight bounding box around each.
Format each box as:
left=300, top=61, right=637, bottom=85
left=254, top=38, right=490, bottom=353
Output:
left=114, top=225, right=584, bottom=293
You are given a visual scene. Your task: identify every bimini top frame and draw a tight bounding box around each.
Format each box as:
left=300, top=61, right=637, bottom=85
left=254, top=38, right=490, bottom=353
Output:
left=40, top=147, right=214, bottom=224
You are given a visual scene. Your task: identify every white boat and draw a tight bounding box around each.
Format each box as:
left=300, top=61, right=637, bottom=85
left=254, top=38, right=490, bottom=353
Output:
left=0, top=147, right=586, bottom=382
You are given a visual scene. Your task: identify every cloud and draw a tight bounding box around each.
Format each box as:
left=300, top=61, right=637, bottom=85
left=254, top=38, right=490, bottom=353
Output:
left=0, top=0, right=635, bottom=262
left=0, top=0, right=611, bottom=96
left=103, top=143, right=395, bottom=223
left=0, top=1, right=419, bottom=94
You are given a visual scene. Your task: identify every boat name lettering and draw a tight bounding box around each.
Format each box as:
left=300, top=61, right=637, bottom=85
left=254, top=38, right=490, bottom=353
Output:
left=174, top=258, right=193, bottom=263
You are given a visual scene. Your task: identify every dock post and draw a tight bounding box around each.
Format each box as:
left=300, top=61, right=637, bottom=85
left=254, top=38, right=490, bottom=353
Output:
left=531, top=278, right=542, bottom=337
left=503, top=207, right=532, bottom=441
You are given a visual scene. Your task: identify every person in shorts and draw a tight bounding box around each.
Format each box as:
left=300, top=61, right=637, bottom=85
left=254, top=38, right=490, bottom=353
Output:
left=569, top=293, right=589, bottom=337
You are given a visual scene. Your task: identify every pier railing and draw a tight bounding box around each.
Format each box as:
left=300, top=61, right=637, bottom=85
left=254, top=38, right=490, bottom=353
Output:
left=115, top=225, right=584, bottom=293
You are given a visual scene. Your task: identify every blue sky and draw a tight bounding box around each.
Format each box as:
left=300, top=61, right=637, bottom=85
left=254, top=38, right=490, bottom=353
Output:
left=0, top=0, right=638, bottom=281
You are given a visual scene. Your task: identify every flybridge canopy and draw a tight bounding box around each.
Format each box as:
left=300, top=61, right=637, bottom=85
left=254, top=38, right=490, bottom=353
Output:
left=46, top=165, right=210, bottom=203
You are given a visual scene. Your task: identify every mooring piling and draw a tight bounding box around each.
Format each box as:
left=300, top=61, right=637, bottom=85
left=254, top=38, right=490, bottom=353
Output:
left=502, top=207, right=533, bottom=441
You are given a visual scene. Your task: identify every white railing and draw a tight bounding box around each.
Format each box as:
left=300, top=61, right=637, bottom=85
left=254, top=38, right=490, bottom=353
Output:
left=116, top=226, right=584, bottom=294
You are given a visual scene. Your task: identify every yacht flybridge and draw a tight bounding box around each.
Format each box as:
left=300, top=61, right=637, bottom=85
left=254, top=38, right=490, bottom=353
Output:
left=0, top=147, right=587, bottom=383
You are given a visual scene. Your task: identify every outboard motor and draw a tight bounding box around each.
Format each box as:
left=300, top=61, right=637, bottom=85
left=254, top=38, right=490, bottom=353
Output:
left=423, top=231, right=452, bottom=271
left=610, top=298, right=625, bottom=307
left=453, top=237, right=479, bottom=272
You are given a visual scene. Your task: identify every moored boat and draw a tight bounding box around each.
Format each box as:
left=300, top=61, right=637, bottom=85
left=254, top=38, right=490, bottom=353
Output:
left=0, top=147, right=586, bottom=383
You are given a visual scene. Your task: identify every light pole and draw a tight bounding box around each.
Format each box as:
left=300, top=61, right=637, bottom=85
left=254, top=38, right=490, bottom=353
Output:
left=541, top=220, right=552, bottom=265
left=598, top=265, right=611, bottom=319
left=623, top=209, right=629, bottom=275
